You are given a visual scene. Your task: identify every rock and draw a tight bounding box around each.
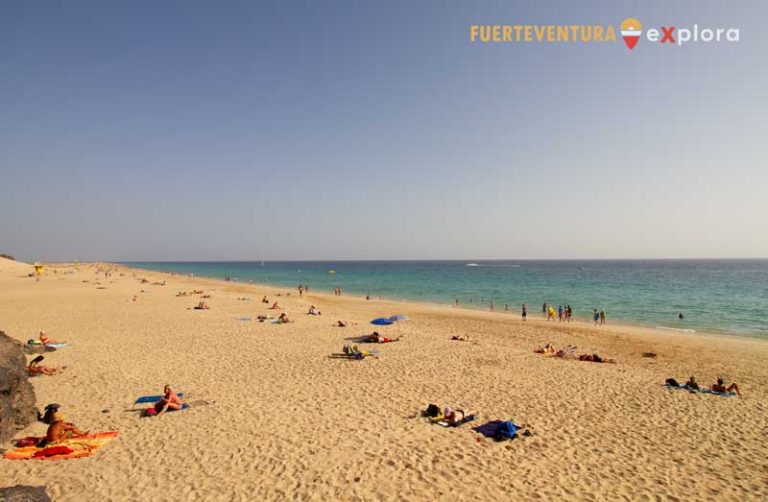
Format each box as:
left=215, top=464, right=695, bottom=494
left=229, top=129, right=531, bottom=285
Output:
left=0, top=331, right=37, bottom=444
left=0, top=485, right=52, bottom=502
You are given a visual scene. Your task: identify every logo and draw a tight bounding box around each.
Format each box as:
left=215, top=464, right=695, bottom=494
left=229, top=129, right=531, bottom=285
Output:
left=620, top=18, right=642, bottom=50
left=470, top=17, right=740, bottom=51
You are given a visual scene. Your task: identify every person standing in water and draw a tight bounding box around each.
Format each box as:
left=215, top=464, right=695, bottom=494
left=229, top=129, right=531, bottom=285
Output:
left=593, top=309, right=600, bottom=326
left=599, top=309, right=606, bottom=325
left=522, top=304, right=527, bottom=321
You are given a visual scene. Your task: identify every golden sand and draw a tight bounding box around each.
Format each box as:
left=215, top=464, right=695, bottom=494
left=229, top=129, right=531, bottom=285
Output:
left=1, top=258, right=766, bottom=501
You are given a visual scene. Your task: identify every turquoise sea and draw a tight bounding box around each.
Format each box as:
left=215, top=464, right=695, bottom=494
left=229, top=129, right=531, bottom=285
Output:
left=126, top=260, right=768, bottom=338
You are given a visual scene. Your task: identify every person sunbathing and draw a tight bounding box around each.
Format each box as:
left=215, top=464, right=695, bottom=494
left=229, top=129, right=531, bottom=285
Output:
left=155, top=385, right=184, bottom=415
left=270, top=302, right=281, bottom=310
left=39, top=331, right=60, bottom=346
left=194, top=301, right=210, bottom=310
left=365, top=331, right=399, bottom=343
left=308, top=305, right=321, bottom=315
left=451, top=335, right=470, bottom=342
left=176, top=291, right=188, bottom=297
left=277, top=312, right=292, bottom=323
left=342, top=345, right=376, bottom=359
left=534, top=343, right=556, bottom=354
left=27, top=356, right=63, bottom=376
left=578, top=353, right=615, bottom=363
left=441, top=407, right=476, bottom=426
left=711, top=378, right=741, bottom=396
left=337, top=320, right=347, bottom=327
left=554, top=345, right=577, bottom=358
left=262, top=296, right=269, bottom=303
left=684, top=376, right=700, bottom=391
left=45, top=412, right=88, bottom=444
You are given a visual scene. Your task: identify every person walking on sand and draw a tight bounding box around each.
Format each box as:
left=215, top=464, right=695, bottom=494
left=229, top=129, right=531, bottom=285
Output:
left=593, top=309, right=600, bottom=326
left=599, top=309, right=606, bottom=325
left=558, top=305, right=564, bottom=322
left=522, top=304, right=527, bottom=321
left=542, top=303, right=547, bottom=317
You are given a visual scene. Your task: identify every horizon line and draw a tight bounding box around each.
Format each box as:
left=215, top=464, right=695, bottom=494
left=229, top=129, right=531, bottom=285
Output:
left=39, top=256, right=768, bottom=264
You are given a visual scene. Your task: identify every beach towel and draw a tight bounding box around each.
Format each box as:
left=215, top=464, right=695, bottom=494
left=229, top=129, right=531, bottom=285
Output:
left=3, top=432, right=118, bottom=461
left=135, top=393, right=184, bottom=404
left=27, top=341, right=69, bottom=349
left=330, top=347, right=379, bottom=360
left=665, top=384, right=735, bottom=397
left=370, top=318, right=394, bottom=326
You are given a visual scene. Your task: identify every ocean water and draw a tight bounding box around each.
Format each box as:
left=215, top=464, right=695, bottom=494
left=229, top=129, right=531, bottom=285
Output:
left=125, top=260, right=768, bottom=338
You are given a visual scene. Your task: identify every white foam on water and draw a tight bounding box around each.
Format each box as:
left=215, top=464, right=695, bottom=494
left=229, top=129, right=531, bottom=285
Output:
left=656, top=326, right=697, bottom=334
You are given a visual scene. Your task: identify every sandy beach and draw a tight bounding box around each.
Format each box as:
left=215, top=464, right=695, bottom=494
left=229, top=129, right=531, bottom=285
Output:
left=1, top=257, right=767, bottom=501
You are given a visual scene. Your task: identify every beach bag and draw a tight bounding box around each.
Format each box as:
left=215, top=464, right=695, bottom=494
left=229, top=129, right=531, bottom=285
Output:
left=425, top=404, right=441, bottom=418
left=494, top=421, right=518, bottom=441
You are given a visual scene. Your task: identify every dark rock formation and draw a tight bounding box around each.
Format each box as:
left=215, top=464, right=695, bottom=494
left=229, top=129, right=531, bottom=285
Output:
left=0, top=486, right=51, bottom=502
left=0, top=331, right=36, bottom=444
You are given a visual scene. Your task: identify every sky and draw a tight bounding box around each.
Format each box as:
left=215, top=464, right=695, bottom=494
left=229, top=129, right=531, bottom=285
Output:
left=1, top=0, right=766, bottom=261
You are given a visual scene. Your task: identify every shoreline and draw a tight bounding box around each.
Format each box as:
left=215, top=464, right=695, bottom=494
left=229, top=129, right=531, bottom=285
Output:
left=117, top=262, right=767, bottom=344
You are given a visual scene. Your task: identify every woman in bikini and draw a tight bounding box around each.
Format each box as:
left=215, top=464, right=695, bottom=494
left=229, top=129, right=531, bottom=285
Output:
left=365, top=332, right=399, bottom=343
left=27, top=355, right=63, bottom=376
left=711, top=378, right=742, bottom=396
left=45, top=412, right=88, bottom=444
left=155, top=385, right=184, bottom=415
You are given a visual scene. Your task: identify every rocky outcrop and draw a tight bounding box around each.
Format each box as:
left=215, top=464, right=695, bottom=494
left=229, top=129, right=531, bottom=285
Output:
left=0, top=331, right=36, bottom=444
left=0, top=486, right=51, bottom=502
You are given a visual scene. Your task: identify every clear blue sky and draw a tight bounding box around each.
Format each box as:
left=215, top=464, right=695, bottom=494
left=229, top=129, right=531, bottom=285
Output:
left=1, top=1, right=766, bottom=261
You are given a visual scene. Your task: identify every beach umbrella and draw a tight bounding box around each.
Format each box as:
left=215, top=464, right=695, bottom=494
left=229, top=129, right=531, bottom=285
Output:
left=388, top=315, right=408, bottom=322
left=370, top=317, right=394, bottom=326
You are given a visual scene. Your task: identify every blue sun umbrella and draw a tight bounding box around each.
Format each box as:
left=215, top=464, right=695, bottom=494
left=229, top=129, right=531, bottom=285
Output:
left=370, top=317, right=394, bottom=326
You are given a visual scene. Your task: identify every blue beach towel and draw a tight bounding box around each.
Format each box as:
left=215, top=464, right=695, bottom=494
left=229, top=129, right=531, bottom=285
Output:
left=371, top=318, right=394, bottom=326
left=135, top=393, right=184, bottom=404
